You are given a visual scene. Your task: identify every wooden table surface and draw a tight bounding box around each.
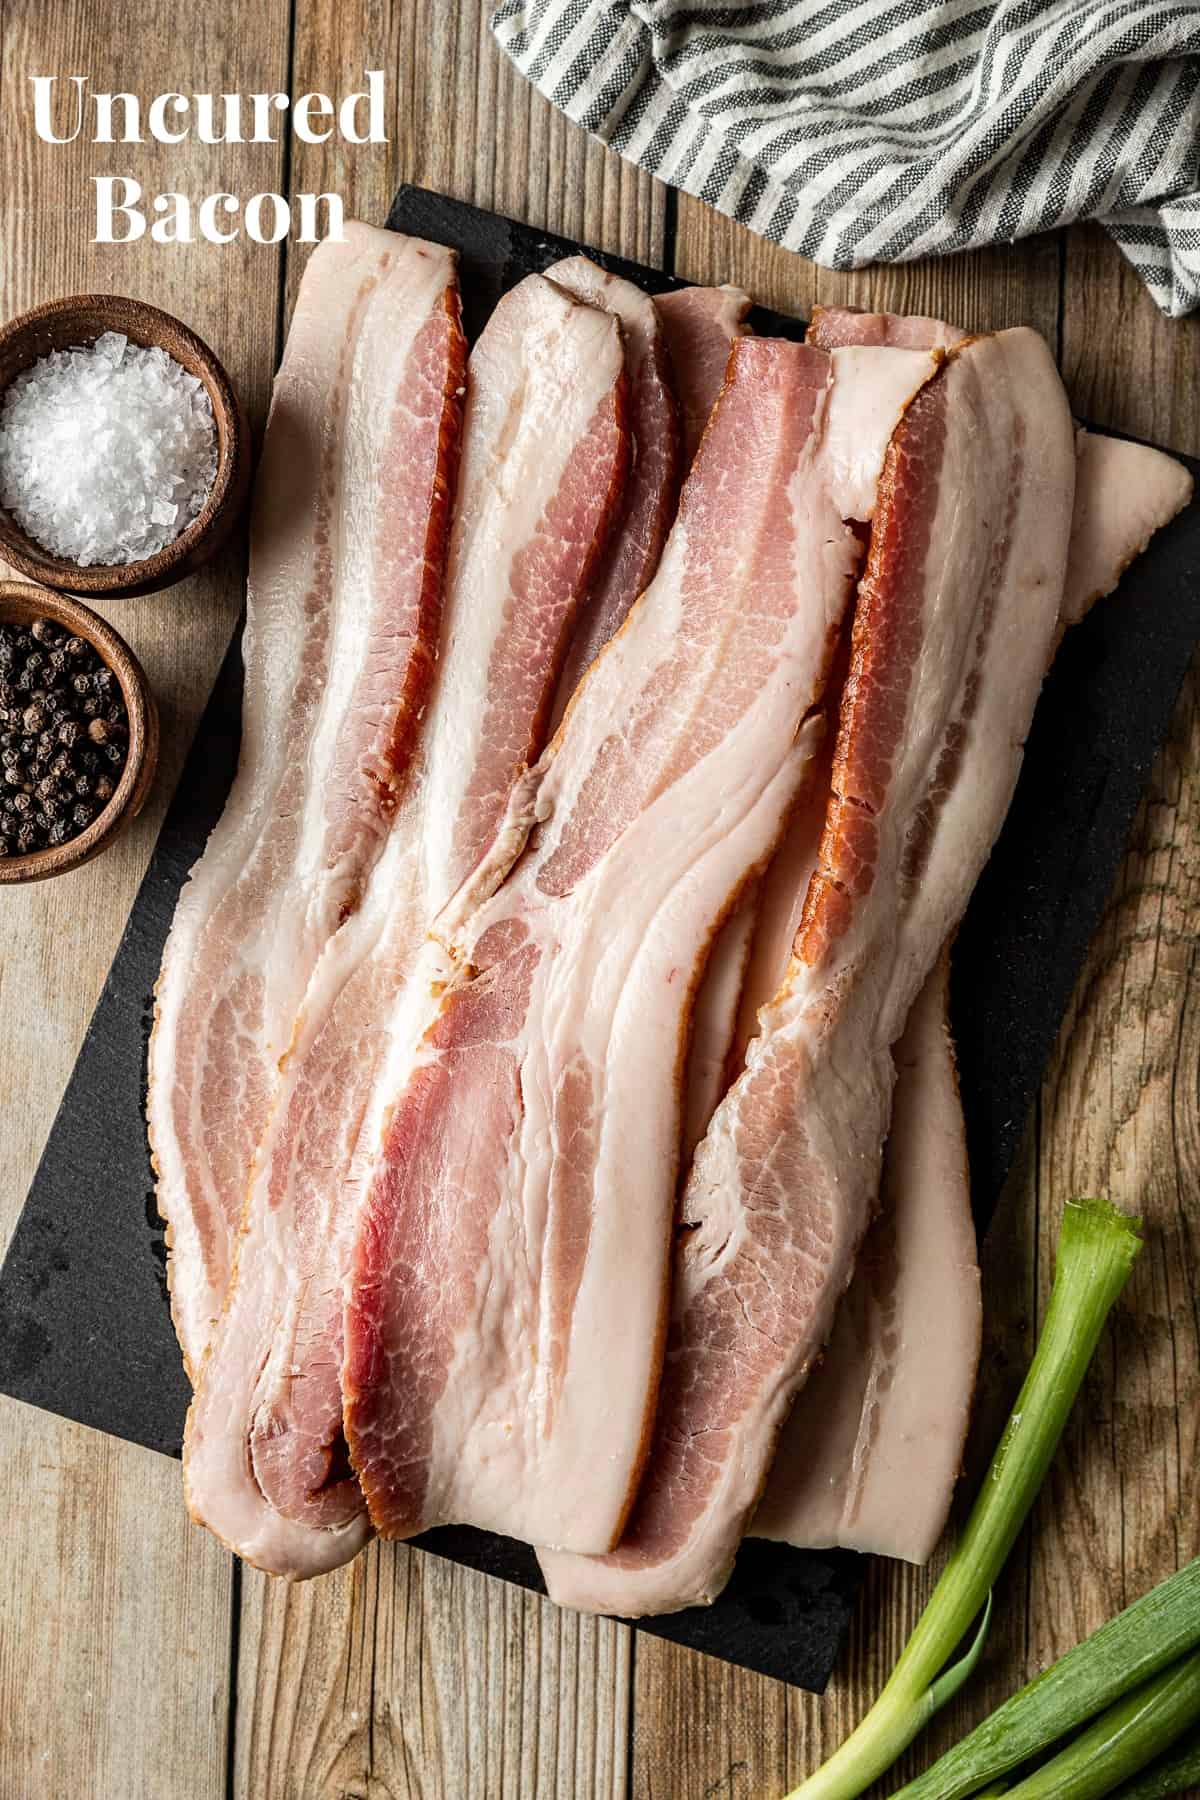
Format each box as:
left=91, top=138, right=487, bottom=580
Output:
left=1, top=4, right=1197, bottom=1796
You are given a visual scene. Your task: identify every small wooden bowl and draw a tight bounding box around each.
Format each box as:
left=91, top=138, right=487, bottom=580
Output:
left=0, top=295, right=250, bottom=600
left=0, top=582, right=159, bottom=883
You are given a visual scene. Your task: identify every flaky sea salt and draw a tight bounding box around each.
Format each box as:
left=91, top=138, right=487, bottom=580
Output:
left=0, top=333, right=218, bottom=566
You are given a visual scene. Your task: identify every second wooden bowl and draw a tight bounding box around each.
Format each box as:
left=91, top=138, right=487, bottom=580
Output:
left=0, top=582, right=159, bottom=883
left=0, top=295, right=250, bottom=600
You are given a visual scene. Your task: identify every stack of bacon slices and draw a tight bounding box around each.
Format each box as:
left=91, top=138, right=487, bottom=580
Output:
left=149, top=220, right=1192, bottom=1609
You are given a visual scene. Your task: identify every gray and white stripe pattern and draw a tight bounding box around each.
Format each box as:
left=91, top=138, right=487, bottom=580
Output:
left=491, top=0, right=1200, bottom=316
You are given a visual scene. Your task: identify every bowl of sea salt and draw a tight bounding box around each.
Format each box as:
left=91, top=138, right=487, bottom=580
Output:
left=0, top=295, right=249, bottom=598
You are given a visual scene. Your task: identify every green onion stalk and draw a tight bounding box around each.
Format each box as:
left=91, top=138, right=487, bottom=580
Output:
left=785, top=1196, right=1144, bottom=1800
left=1103, top=1723, right=1200, bottom=1798
left=890, top=1558, right=1200, bottom=1799
left=968, top=1647, right=1200, bottom=1800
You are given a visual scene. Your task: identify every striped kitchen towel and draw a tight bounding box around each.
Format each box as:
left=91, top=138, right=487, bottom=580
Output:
left=491, top=0, right=1200, bottom=316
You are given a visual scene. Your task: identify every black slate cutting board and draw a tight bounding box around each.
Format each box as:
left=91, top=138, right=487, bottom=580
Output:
left=1, top=185, right=1198, bottom=1694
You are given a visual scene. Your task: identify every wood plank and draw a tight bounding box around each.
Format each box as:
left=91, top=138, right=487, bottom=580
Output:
left=671, top=196, right=1062, bottom=343
left=1062, top=222, right=1200, bottom=455
left=236, top=1546, right=630, bottom=1800
left=0, top=3, right=290, bottom=1798
left=632, top=200, right=1065, bottom=1795
left=1027, top=220, right=1200, bottom=1792
left=232, top=6, right=655, bottom=1794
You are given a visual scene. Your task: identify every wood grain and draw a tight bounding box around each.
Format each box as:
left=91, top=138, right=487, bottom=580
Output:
left=0, top=2, right=288, bottom=1796
left=1020, top=221, right=1200, bottom=1796
left=236, top=1545, right=631, bottom=1800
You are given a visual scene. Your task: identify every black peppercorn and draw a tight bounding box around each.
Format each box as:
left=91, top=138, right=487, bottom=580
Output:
left=0, top=619, right=129, bottom=855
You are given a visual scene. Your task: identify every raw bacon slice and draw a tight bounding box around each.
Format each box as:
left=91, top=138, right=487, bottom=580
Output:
left=806, top=303, right=968, bottom=352
left=753, top=952, right=981, bottom=1563
left=541, top=327, right=1076, bottom=1615
left=682, top=343, right=938, bottom=1171
left=757, top=429, right=1190, bottom=1568
left=343, top=337, right=861, bottom=1558
left=810, top=309, right=1193, bottom=619
left=671, top=288, right=760, bottom=1164
left=182, top=274, right=628, bottom=1576
left=656, top=284, right=751, bottom=463
left=148, top=225, right=466, bottom=1376
left=1063, top=427, right=1193, bottom=625
left=547, top=258, right=681, bottom=715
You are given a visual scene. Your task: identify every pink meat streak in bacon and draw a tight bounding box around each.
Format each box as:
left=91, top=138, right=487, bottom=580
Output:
left=656, top=283, right=751, bottom=465
left=547, top=257, right=682, bottom=718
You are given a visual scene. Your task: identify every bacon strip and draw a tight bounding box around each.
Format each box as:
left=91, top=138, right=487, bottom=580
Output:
left=547, top=258, right=682, bottom=717
left=1063, top=426, right=1194, bottom=626
left=756, top=433, right=1192, bottom=1569
left=655, top=284, right=751, bottom=463
left=343, top=338, right=860, bottom=1558
left=753, top=952, right=981, bottom=1562
left=680, top=311, right=942, bottom=1166
left=148, top=225, right=466, bottom=1376
left=182, top=273, right=628, bottom=1576
left=541, top=327, right=1076, bottom=1615
left=748, top=309, right=1194, bottom=1570
left=807, top=303, right=968, bottom=352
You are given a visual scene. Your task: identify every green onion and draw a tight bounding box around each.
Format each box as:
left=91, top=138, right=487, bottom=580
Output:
left=785, top=1196, right=1143, bottom=1800
left=890, top=1559, right=1200, bottom=1799
left=968, top=1647, right=1200, bottom=1800
left=1104, top=1724, right=1200, bottom=1798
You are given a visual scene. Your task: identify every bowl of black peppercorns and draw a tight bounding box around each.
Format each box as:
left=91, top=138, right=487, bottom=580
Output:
left=0, top=581, right=158, bottom=882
